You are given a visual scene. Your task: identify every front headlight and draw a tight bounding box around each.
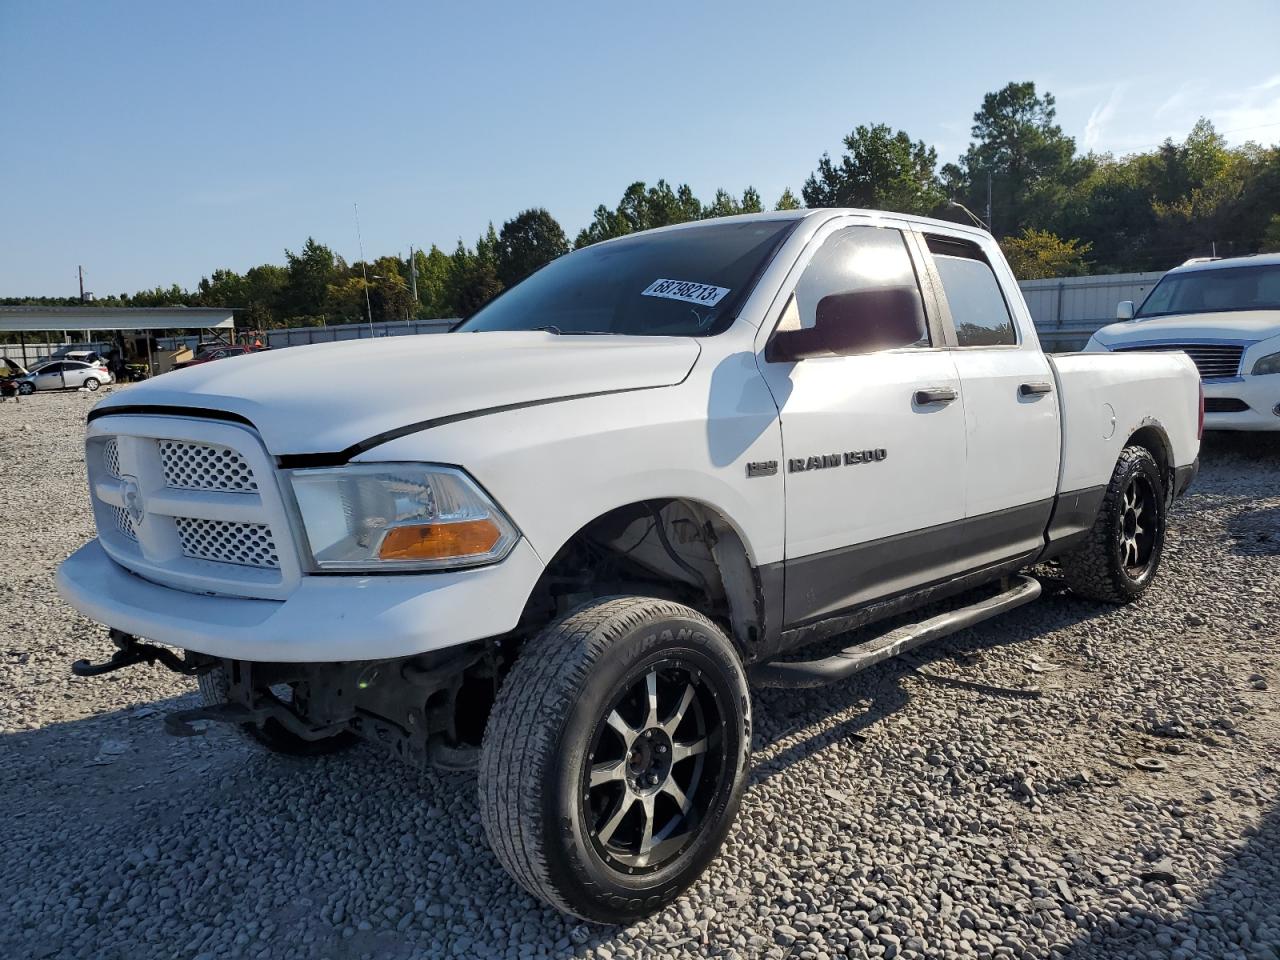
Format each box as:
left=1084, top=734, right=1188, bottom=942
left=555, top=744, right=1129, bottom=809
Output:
left=1252, top=352, right=1280, bottom=376
left=287, top=463, right=518, bottom=571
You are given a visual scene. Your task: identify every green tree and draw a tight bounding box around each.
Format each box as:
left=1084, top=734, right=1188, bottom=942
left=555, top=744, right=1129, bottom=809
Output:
left=802, top=123, right=945, bottom=215
left=412, top=244, right=454, bottom=317
left=447, top=237, right=504, bottom=316
left=774, top=188, right=802, bottom=210
left=1261, top=214, right=1280, bottom=253
left=283, top=238, right=345, bottom=320
left=1000, top=229, right=1092, bottom=279
left=946, top=82, right=1080, bottom=235
left=703, top=186, right=764, bottom=219
left=241, top=264, right=286, bottom=329
left=368, top=255, right=416, bottom=321
left=496, top=208, right=569, bottom=287
left=575, top=180, right=704, bottom=247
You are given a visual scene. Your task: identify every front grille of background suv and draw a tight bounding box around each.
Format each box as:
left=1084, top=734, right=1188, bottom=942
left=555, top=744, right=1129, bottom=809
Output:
left=1111, top=342, right=1245, bottom=381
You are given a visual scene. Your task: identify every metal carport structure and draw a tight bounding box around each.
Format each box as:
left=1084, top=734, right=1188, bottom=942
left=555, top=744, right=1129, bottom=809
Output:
left=0, top=306, right=235, bottom=372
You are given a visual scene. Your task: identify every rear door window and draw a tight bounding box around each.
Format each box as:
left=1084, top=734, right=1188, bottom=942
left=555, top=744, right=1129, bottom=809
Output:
left=927, top=236, right=1017, bottom=347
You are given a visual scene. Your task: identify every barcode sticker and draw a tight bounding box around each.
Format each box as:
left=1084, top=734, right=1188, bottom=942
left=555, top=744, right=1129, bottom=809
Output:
left=641, top=278, right=731, bottom=307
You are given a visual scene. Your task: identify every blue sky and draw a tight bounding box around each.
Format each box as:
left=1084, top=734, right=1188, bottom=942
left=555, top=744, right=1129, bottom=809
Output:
left=3, top=0, right=1279, bottom=297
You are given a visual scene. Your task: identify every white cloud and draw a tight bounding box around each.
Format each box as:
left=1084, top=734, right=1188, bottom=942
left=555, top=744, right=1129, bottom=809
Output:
left=1154, top=81, right=1198, bottom=119
left=1083, top=86, right=1124, bottom=150
left=1216, top=73, right=1280, bottom=139
left=1083, top=74, right=1280, bottom=155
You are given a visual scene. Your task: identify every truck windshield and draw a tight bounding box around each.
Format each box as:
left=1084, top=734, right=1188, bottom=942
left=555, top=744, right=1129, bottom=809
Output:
left=458, top=218, right=798, bottom=336
left=1136, top=263, right=1280, bottom=318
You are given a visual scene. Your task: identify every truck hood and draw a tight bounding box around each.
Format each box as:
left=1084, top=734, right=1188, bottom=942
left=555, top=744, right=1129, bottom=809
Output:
left=92, top=332, right=701, bottom=455
left=1092, top=310, right=1280, bottom=346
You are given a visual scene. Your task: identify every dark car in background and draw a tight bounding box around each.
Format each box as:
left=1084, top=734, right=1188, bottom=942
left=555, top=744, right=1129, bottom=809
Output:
left=172, top=344, right=264, bottom=370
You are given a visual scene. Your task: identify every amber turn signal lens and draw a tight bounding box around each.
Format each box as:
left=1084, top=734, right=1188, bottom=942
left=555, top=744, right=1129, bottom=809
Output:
left=377, top=519, right=502, bottom=561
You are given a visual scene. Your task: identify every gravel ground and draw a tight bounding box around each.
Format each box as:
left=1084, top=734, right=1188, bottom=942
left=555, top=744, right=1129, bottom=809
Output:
left=1, top=388, right=1278, bottom=960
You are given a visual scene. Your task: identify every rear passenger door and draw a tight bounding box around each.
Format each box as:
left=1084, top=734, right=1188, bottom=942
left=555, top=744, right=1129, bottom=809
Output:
left=61, top=362, right=89, bottom=388
left=919, top=229, right=1061, bottom=564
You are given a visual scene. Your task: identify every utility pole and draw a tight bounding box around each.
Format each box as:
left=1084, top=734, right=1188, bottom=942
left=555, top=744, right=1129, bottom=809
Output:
left=354, top=203, right=375, bottom=337
left=78, top=265, right=85, bottom=302
left=408, top=245, right=418, bottom=319
left=985, top=171, right=993, bottom=233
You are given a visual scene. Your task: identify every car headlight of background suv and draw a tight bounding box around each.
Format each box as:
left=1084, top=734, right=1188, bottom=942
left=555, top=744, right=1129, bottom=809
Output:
left=287, top=463, right=518, bottom=571
left=1252, top=351, right=1280, bottom=376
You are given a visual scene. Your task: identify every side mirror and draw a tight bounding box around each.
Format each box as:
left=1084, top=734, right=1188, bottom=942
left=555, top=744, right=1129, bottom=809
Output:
left=767, top=287, right=926, bottom=362
left=1116, top=300, right=1135, bottom=321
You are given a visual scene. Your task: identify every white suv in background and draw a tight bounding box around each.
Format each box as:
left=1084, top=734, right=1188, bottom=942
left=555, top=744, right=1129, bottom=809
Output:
left=1086, top=253, right=1280, bottom=431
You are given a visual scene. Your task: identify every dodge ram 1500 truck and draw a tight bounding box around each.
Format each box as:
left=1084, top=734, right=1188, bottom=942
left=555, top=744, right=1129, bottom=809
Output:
left=59, top=209, right=1201, bottom=922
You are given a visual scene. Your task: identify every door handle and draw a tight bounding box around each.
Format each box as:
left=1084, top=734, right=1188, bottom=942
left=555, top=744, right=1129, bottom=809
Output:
left=1019, top=381, right=1053, bottom=397
left=914, top=386, right=957, bottom=405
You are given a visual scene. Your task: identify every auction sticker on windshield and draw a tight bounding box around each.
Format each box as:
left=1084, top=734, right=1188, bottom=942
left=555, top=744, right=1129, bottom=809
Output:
left=641, top=278, right=731, bottom=307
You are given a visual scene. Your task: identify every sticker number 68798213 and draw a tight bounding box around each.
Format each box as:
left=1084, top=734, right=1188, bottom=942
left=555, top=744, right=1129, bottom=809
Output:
left=641, top=278, right=731, bottom=307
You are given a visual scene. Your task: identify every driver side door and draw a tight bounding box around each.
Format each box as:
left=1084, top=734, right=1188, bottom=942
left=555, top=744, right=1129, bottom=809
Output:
left=755, top=219, right=967, bottom=628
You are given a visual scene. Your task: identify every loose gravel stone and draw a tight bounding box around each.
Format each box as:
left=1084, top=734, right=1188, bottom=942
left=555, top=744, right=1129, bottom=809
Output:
left=1, top=392, right=1278, bottom=959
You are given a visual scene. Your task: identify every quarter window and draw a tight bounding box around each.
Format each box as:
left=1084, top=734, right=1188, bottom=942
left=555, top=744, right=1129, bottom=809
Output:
left=928, top=238, right=1016, bottom=347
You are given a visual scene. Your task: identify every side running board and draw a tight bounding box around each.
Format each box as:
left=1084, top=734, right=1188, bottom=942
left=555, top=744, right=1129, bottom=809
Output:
left=752, top=575, right=1042, bottom=689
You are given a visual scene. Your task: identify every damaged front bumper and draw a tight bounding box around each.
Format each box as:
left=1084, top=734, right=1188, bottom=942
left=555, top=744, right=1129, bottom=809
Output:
left=57, top=537, right=543, bottom=662
left=72, top=629, right=497, bottom=769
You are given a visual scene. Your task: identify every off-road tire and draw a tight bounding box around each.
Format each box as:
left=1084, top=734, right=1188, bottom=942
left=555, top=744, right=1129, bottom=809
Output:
left=1060, top=445, right=1167, bottom=604
left=478, top=597, right=751, bottom=923
left=197, top=665, right=358, bottom=756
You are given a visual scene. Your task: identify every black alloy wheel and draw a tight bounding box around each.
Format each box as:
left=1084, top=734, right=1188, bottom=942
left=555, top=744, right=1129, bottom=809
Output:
left=582, top=660, right=726, bottom=875
left=479, top=596, right=751, bottom=923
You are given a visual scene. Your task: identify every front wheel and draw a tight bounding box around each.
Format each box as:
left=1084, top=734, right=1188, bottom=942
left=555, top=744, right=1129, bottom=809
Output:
left=18, top=382, right=34, bottom=395
left=1060, top=445, right=1167, bottom=603
left=479, top=597, right=751, bottom=923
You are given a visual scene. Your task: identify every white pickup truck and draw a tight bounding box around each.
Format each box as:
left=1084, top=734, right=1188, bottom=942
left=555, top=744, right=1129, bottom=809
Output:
left=59, top=209, right=1201, bottom=922
left=1086, top=252, right=1280, bottom=431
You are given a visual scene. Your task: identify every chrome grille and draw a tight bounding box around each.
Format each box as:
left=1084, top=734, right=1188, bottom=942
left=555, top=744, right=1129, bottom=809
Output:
left=103, top=438, right=122, bottom=479
left=175, top=518, right=280, bottom=568
left=159, top=440, right=258, bottom=493
left=1113, top=342, right=1244, bottom=381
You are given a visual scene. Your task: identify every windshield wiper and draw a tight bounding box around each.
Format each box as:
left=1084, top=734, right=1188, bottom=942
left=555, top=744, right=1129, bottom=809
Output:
left=533, top=326, right=616, bottom=336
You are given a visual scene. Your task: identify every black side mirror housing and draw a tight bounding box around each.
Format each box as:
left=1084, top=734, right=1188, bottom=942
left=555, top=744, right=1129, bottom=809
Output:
left=766, top=286, right=926, bottom=362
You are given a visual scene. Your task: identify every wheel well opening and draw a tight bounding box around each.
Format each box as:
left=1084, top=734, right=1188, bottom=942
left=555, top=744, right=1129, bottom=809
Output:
left=1127, top=424, right=1172, bottom=497
left=513, top=500, right=763, bottom=658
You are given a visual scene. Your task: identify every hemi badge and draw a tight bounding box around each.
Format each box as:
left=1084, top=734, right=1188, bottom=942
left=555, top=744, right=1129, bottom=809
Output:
left=746, top=460, right=778, bottom=478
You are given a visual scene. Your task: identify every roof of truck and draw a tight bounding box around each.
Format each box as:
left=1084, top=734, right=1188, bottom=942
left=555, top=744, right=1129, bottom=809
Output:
left=605, top=208, right=993, bottom=243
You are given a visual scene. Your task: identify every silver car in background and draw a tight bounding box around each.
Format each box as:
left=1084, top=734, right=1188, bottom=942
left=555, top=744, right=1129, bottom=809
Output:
left=17, top=360, right=114, bottom=394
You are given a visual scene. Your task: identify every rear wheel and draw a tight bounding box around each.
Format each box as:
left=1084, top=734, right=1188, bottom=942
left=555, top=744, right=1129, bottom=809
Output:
left=197, top=665, right=358, bottom=756
left=479, top=597, right=751, bottom=922
left=83, top=377, right=100, bottom=391
left=1060, top=445, right=1167, bottom=603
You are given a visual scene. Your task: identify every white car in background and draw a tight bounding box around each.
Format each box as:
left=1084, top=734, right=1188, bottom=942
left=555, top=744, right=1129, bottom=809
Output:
left=1086, top=253, right=1280, bottom=431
